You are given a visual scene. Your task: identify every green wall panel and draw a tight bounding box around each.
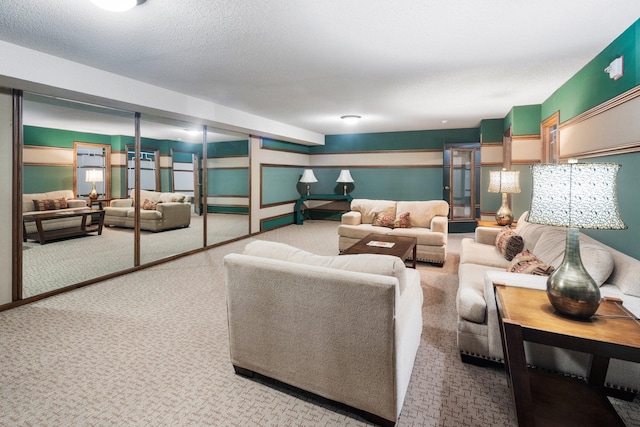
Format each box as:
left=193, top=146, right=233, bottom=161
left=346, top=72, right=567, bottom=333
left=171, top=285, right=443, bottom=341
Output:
left=542, top=21, right=639, bottom=123
left=262, top=214, right=294, bottom=231
left=318, top=128, right=479, bottom=153
left=337, top=167, right=443, bottom=201
left=262, top=166, right=304, bottom=205
left=512, top=105, right=541, bottom=136
left=24, top=126, right=112, bottom=148
left=480, top=119, right=504, bottom=143
left=207, top=206, right=249, bottom=214
left=208, top=168, right=249, bottom=196
left=23, top=165, right=74, bottom=194
left=207, top=140, right=249, bottom=157
left=160, top=169, right=172, bottom=192
left=262, top=138, right=311, bottom=154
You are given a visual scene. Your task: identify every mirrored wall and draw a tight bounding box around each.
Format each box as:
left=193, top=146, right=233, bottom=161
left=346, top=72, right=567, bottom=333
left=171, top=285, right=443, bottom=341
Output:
left=19, top=92, right=250, bottom=299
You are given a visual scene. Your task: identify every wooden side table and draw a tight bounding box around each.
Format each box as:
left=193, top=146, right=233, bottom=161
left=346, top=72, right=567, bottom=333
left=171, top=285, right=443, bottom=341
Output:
left=477, top=220, right=516, bottom=228
left=495, top=284, right=640, bottom=427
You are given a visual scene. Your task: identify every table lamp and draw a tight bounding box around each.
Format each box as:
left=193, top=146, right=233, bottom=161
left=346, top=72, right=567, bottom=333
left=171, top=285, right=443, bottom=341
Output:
left=336, top=170, right=354, bottom=195
left=85, top=169, right=104, bottom=200
left=526, top=160, right=626, bottom=318
left=299, top=169, right=318, bottom=196
left=488, top=169, right=521, bottom=226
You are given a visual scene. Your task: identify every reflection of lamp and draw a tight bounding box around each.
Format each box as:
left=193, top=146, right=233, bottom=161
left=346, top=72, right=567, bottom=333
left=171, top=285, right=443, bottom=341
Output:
left=90, top=0, right=146, bottom=12
left=85, top=169, right=104, bottom=200
left=527, top=160, right=626, bottom=318
left=336, top=170, right=354, bottom=196
left=488, top=169, right=521, bottom=226
left=299, top=169, right=318, bottom=196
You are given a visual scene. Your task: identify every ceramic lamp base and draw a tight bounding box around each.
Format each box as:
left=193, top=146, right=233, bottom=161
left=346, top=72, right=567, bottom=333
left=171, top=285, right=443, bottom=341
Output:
left=495, top=193, right=514, bottom=226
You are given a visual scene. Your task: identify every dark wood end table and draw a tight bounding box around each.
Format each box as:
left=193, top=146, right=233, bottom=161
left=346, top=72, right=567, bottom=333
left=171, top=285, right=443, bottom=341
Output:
left=23, top=209, right=106, bottom=244
left=495, top=284, right=640, bottom=427
left=341, top=233, right=418, bottom=268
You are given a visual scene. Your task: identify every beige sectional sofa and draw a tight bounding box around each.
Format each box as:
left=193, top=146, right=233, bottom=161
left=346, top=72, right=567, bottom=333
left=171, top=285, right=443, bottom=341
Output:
left=224, top=240, right=424, bottom=426
left=104, top=189, right=192, bottom=232
left=338, top=199, right=449, bottom=265
left=23, top=190, right=89, bottom=234
left=457, top=211, right=640, bottom=392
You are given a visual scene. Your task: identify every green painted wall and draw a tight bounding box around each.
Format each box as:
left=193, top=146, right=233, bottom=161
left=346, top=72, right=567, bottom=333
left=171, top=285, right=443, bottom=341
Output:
left=262, top=138, right=311, bottom=154
left=24, top=126, right=112, bottom=148
left=542, top=21, right=639, bottom=123
left=262, top=166, right=305, bottom=205
left=511, top=105, right=541, bottom=135
left=23, top=165, right=74, bottom=193
left=207, top=140, right=249, bottom=157
left=208, top=169, right=249, bottom=196
left=480, top=119, right=504, bottom=143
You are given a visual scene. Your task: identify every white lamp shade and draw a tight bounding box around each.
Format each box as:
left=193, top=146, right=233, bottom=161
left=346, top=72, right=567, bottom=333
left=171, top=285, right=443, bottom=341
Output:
left=91, top=0, right=139, bottom=12
left=527, top=162, right=626, bottom=229
left=299, top=169, right=318, bottom=183
left=336, top=170, right=354, bottom=183
left=488, top=169, right=521, bottom=194
left=85, top=169, right=104, bottom=183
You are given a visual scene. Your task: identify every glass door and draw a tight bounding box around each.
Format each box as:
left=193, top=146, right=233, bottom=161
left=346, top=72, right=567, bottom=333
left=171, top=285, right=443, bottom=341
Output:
left=443, top=143, right=480, bottom=232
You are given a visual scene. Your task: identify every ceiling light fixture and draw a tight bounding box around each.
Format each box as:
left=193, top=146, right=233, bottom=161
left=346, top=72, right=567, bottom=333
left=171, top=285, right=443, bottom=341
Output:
left=340, top=115, right=361, bottom=124
left=90, top=0, right=146, bottom=12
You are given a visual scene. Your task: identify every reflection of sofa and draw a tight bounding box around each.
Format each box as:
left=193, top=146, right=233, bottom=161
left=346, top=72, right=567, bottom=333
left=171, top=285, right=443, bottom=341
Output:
left=104, top=190, right=192, bottom=232
left=224, top=240, right=424, bottom=426
left=23, top=190, right=89, bottom=234
left=338, top=199, right=449, bottom=265
left=457, top=211, right=640, bottom=392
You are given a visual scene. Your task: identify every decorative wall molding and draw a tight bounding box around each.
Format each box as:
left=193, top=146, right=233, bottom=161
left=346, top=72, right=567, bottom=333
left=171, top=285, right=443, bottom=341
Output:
left=560, top=85, right=640, bottom=129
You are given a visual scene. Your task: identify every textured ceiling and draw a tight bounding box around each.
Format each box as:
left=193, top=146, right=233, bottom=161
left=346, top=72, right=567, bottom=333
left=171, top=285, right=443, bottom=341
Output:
left=1, top=0, right=640, bottom=136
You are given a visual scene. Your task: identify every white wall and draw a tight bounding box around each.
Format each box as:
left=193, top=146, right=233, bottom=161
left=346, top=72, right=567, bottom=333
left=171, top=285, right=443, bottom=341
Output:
left=0, top=89, right=12, bottom=304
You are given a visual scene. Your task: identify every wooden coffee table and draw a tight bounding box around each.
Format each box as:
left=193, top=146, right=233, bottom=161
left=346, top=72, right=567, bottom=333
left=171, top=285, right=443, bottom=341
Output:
left=341, top=233, right=418, bottom=268
left=495, top=284, right=640, bottom=427
left=23, top=209, right=105, bottom=244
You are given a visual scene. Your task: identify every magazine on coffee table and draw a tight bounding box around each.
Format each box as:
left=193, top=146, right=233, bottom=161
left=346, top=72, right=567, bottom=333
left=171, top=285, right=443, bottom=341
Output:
left=366, top=240, right=395, bottom=248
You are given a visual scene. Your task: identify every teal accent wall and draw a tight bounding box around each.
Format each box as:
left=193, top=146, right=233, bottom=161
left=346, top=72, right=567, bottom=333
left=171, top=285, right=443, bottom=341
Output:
left=207, top=140, right=249, bottom=157
left=160, top=169, right=172, bottom=192
left=262, top=138, right=311, bottom=154
left=542, top=21, right=639, bottom=123
left=23, top=165, right=74, bottom=193
left=262, top=166, right=304, bottom=205
left=24, top=126, right=112, bottom=148
left=262, top=214, right=295, bottom=231
left=511, top=105, right=541, bottom=135
left=208, top=168, right=249, bottom=196
left=208, top=206, right=249, bottom=214
left=480, top=119, right=504, bottom=143
left=318, top=128, right=479, bottom=153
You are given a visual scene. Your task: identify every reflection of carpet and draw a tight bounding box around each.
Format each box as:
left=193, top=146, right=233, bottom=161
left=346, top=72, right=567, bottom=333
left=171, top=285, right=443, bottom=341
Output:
left=22, top=214, right=248, bottom=298
left=4, top=222, right=639, bottom=426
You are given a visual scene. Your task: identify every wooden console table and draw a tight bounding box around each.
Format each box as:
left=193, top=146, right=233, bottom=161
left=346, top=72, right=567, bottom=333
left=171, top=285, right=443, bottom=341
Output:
left=23, top=209, right=106, bottom=244
left=294, top=194, right=353, bottom=225
left=495, top=284, right=640, bottom=427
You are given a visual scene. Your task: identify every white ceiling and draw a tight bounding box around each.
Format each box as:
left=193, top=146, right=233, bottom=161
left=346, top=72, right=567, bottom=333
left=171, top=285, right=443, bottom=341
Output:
left=1, top=0, right=640, bottom=137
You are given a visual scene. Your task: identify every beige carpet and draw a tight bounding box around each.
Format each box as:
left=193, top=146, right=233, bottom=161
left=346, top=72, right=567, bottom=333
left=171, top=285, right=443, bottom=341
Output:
left=3, top=220, right=640, bottom=426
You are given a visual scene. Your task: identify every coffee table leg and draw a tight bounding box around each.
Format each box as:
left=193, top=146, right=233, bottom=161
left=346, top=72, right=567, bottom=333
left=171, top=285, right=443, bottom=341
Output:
left=412, top=245, right=417, bottom=268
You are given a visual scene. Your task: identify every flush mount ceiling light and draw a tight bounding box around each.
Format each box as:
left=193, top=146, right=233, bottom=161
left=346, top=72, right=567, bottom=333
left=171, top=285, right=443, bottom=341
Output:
left=90, top=0, right=146, bottom=12
left=340, top=115, right=361, bottom=124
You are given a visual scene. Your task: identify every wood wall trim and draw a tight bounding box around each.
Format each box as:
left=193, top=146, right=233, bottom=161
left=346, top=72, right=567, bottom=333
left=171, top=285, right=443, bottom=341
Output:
left=511, top=134, right=541, bottom=141
left=481, top=142, right=503, bottom=147
left=560, top=85, right=640, bottom=129
left=310, top=148, right=443, bottom=155
left=559, top=141, right=640, bottom=161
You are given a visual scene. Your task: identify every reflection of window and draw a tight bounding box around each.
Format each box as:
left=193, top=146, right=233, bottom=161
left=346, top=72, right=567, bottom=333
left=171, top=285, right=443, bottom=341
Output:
left=541, top=112, right=560, bottom=163
left=126, top=147, right=159, bottom=192
left=75, top=142, right=110, bottom=199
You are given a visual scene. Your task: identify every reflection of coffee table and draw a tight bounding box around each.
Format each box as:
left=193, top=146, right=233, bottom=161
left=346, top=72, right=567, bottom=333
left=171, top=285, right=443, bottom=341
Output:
left=23, top=209, right=105, bottom=244
left=341, top=233, right=418, bottom=268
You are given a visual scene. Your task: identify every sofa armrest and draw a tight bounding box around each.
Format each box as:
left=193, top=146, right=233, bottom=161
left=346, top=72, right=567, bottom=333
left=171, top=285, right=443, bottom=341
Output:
left=110, top=198, right=133, bottom=208
left=430, top=216, right=448, bottom=234
left=475, top=226, right=500, bottom=245
left=67, top=199, right=88, bottom=208
left=341, top=211, right=362, bottom=225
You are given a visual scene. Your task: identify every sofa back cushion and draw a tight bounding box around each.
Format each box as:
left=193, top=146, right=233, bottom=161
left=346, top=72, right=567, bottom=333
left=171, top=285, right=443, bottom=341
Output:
left=23, top=190, right=75, bottom=212
left=396, top=200, right=449, bottom=228
left=350, top=199, right=397, bottom=224
left=243, top=240, right=408, bottom=294
left=515, top=211, right=551, bottom=251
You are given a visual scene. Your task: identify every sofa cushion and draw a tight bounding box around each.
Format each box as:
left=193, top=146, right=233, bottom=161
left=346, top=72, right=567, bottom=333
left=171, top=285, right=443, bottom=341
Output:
left=507, top=250, right=555, bottom=275
left=460, top=238, right=510, bottom=269
left=338, top=224, right=393, bottom=239
left=142, top=198, right=158, bottom=210
left=515, top=211, right=551, bottom=251
left=388, top=227, right=446, bottom=246
left=494, top=227, right=524, bottom=261
left=158, top=192, right=187, bottom=203
left=372, top=212, right=395, bottom=228
left=396, top=200, right=449, bottom=228
left=394, top=212, right=411, bottom=228
left=350, top=199, right=397, bottom=224
left=127, top=209, right=162, bottom=220
left=457, top=263, right=505, bottom=323
left=32, top=198, right=68, bottom=211
left=243, top=240, right=408, bottom=294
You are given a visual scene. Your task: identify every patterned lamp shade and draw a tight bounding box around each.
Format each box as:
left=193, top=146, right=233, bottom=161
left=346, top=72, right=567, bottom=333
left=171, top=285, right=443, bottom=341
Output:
left=526, top=162, right=626, bottom=230
left=85, top=169, right=104, bottom=183
left=488, top=169, right=521, bottom=194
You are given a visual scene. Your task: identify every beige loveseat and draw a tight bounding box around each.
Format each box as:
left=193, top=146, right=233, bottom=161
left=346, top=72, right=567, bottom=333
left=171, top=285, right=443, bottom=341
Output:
left=457, top=211, right=640, bottom=392
left=104, top=189, right=192, bottom=232
left=224, top=240, right=424, bottom=426
left=23, top=190, right=89, bottom=235
left=338, top=199, right=449, bottom=265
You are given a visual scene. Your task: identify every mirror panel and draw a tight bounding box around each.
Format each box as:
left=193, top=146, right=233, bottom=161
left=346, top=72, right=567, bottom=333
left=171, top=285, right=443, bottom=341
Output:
left=138, top=115, right=204, bottom=264
left=21, top=93, right=135, bottom=297
left=206, top=129, right=250, bottom=245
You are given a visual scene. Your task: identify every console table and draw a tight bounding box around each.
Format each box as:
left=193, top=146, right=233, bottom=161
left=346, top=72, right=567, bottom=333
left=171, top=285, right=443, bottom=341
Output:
left=294, top=194, right=353, bottom=225
left=495, top=284, right=640, bottom=427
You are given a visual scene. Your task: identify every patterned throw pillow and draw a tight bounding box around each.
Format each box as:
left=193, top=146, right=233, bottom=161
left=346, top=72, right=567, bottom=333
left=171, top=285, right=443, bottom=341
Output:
left=507, top=250, right=555, bottom=276
left=141, top=198, right=158, bottom=210
left=394, top=212, right=411, bottom=228
left=32, top=198, right=68, bottom=211
left=495, top=226, right=524, bottom=261
left=372, top=212, right=395, bottom=228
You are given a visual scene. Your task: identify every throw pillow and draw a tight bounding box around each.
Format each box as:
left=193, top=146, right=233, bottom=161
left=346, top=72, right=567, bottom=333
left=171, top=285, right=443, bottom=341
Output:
left=141, top=198, right=157, bottom=210
left=372, top=212, right=395, bottom=228
left=394, top=212, right=411, bottom=228
left=507, top=250, right=555, bottom=276
left=495, top=226, right=524, bottom=261
left=32, top=198, right=68, bottom=211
